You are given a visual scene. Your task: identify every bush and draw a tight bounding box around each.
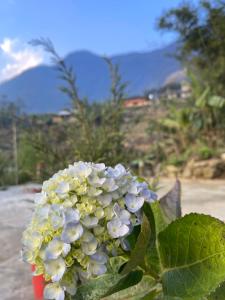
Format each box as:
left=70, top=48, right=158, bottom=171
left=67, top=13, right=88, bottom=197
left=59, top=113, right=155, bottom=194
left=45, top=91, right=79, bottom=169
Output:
left=0, top=152, right=15, bottom=186
left=167, top=154, right=186, bottom=167
left=18, top=170, right=33, bottom=184
left=196, top=145, right=216, bottom=160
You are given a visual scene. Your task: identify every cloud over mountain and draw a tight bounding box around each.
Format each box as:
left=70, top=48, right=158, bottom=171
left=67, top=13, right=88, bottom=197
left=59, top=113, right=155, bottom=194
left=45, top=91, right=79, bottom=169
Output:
left=0, top=38, right=43, bottom=82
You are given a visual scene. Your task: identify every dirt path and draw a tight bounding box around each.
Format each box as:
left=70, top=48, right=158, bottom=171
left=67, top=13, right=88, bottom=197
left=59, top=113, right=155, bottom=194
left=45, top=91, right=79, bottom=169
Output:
left=0, top=179, right=224, bottom=300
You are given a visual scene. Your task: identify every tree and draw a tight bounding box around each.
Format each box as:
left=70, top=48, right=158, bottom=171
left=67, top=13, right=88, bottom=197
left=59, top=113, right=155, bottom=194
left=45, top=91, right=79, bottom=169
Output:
left=0, top=99, right=24, bottom=185
left=157, top=0, right=225, bottom=149
left=158, top=0, right=225, bottom=97
left=29, top=38, right=130, bottom=167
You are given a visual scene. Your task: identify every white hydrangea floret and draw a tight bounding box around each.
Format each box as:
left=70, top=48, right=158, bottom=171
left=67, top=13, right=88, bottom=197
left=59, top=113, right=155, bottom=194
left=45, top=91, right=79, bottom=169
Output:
left=64, top=208, right=80, bottom=224
left=56, top=182, right=70, bottom=196
left=82, top=237, right=98, bottom=255
left=125, top=194, right=145, bottom=213
left=61, top=223, right=83, bottom=243
left=44, top=282, right=65, bottom=300
left=107, top=218, right=130, bottom=238
left=82, top=216, right=99, bottom=228
left=45, top=239, right=71, bottom=260
left=113, top=203, right=131, bottom=225
left=97, top=194, right=113, bottom=207
left=45, top=257, right=66, bottom=282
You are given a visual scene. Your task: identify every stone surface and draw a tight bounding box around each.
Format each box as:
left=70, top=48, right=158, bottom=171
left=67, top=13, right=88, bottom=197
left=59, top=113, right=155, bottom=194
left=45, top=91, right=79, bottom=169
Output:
left=0, top=185, right=39, bottom=300
left=182, top=159, right=195, bottom=178
left=183, top=158, right=225, bottom=179
left=0, top=180, right=225, bottom=300
left=165, top=165, right=179, bottom=178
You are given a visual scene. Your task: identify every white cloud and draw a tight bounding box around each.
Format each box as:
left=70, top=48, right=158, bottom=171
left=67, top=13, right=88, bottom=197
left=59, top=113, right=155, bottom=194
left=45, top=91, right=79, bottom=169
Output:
left=0, top=38, right=44, bottom=83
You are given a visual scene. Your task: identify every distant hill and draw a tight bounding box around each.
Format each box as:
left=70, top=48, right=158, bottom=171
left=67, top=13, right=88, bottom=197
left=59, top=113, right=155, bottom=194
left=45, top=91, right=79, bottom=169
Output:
left=0, top=43, right=182, bottom=113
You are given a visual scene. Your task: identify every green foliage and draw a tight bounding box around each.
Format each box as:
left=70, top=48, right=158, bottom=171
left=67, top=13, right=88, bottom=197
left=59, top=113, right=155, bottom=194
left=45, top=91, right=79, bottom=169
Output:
left=145, top=142, right=167, bottom=165
left=0, top=151, right=11, bottom=186
left=75, top=257, right=126, bottom=300
left=18, top=134, right=40, bottom=182
left=1, top=39, right=141, bottom=185
left=105, top=275, right=158, bottom=300
left=207, top=281, right=225, bottom=300
left=159, top=214, right=225, bottom=299
left=147, top=90, right=224, bottom=170
left=18, top=122, right=72, bottom=182
left=158, top=0, right=225, bottom=97
left=102, top=270, right=143, bottom=298
left=0, top=98, right=22, bottom=127
left=121, top=214, right=151, bottom=275
left=209, top=95, right=225, bottom=109
left=0, top=100, right=23, bottom=186
left=167, top=155, right=186, bottom=167
left=144, top=181, right=181, bottom=277
left=77, top=254, right=153, bottom=300
left=196, top=145, right=216, bottom=160
left=145, top=0, right=225, bottom=172
left=30, top=38, right=130, bottom=169
left=73, top=180, right=225, bottom=300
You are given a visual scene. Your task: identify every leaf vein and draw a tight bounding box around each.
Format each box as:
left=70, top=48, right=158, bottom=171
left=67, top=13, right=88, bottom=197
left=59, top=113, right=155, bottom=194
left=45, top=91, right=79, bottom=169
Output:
left=162, top=249, right=225, bottom=274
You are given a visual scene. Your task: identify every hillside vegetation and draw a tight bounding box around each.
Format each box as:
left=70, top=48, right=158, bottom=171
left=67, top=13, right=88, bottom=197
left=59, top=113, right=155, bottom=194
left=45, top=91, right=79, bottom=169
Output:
left=1, top=0, right=225, bottom=185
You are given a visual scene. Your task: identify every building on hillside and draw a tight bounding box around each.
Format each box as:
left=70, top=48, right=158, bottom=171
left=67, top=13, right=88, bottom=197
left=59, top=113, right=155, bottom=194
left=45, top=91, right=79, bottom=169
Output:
left=51, top=109, right=75, bottom=124
left=51, top=115, right=63, bottom=124
left=148, top=89, right=160, bottom=101
left=160, top=83, right=181, bottom=100
left=123, top=97, right=150, bottom=108
left=58, top=109, right=72, bottom=117
left=180, top=81, right=192, bottom=99
left=146, top=81, right=192, bottom=102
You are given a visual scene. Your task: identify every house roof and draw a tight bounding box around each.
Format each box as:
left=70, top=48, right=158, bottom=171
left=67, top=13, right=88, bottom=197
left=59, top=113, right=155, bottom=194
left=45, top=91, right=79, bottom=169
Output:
left=123, top=96, right=148, bottom=101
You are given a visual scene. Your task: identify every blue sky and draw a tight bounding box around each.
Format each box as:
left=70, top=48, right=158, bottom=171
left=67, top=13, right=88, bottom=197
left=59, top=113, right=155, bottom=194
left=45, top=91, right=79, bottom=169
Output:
left=0, top=0, right=199, bottom=82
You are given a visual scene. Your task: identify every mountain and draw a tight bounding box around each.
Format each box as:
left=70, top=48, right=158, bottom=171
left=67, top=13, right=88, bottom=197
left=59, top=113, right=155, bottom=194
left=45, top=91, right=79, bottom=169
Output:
left=0, top=43, right=182, bottom=113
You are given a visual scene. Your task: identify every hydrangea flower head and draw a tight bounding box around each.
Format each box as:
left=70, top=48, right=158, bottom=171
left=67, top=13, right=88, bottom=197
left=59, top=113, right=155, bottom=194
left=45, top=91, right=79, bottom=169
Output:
left=22, top=161, right=157, bottom=300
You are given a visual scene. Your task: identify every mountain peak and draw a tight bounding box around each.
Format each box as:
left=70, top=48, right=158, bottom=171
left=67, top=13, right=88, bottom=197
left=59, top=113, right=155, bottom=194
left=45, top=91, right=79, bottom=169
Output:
left=65, top=49, right=100, bottom=60
left=0, top=43, right=181, bottom=113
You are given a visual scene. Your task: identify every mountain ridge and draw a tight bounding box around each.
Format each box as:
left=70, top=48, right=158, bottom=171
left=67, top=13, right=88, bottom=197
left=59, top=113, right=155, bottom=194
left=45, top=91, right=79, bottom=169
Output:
left=0, top=43, right=182, bottom=113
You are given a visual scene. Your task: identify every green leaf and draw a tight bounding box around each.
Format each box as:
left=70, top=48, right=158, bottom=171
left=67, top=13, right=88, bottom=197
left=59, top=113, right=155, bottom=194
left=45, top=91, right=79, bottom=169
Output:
left=75, top=272, right=119, bottom=300
left=160, top=118, right=180, bottom=129
left=75, top=257, right=126, bottom=300
left=143, top=202, right=163, bottom=276
left=151, top=201, right=168, bottom=234
left=103, top=270, right=143, bottom=298
left=208, top=95, right=225, bottom=108
left=126, top=225, right=141, bottom=250
left=121, top=214, right=151, bottom=275
left=144, top=198, right=176, bottom=276
left=159, top=179, right=181, bottom=223
left=143, top=203, right=156, bottom=241
left=103, top=275, right=158, bottom=300
left=121, top=180, right=182, bottom=281
left=158, top=214, right=225, bottom=299
left=140, top=289, right=160, bottom=300
left=149, top=180, right=182, bottom=240
left=207, top=280, right=225, bottom=299
left=196, top=87, right=210, bottom=108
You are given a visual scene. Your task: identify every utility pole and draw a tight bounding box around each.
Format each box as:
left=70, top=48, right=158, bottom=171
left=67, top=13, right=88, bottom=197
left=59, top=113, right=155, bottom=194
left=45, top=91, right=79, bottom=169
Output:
left=12, top=120, right=18, bottom=185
